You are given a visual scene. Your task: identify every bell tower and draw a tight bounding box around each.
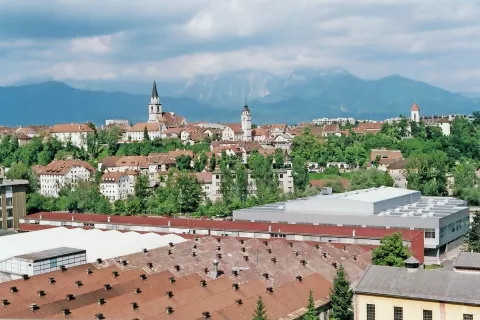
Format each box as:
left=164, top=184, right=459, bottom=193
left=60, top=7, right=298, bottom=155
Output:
left=148, top=81, right=162, bottom=122
left=241, top=99, right=252, bottom=141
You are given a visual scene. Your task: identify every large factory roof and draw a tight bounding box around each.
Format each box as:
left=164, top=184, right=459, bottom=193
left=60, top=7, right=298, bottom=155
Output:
left=0, top=236, right=370, bottom=320
left=0, top=227, right=185, bottom=263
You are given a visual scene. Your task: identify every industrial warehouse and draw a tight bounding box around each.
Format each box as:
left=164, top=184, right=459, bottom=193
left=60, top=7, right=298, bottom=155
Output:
left=233, top=187, right=469, bottom=261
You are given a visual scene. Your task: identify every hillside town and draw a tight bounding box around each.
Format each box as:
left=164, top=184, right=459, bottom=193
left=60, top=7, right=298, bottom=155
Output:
left=2, top=81, right=480, bottom=320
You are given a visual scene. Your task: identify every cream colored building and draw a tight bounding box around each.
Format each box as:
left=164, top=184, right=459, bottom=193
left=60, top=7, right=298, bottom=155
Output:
left=50, top=123, right=94, bottom=150
left=35, top=160, right=95, bottom=197
left=100, top=171, right=137, bottom=202
left=355, top=259, right=480, bottom=320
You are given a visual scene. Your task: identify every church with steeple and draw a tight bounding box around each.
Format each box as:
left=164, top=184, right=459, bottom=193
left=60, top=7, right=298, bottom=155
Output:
left=146, top=81, right=186, bottom=127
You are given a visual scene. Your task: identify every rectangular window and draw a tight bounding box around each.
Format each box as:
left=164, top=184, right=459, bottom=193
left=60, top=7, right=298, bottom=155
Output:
left=464, top=315, right=473, bottom=320
left=424, top=229, right=435, bottom=239
left=50, top=258, right=57, bottom=268
left=6, top=220, right=13, bottom=229
left=366, top=304, right=375, bottom=320
left=394, top=307, right=403, bottom=320
left=440, top=226, right=446, bottom=238
left=423, top=310, right=432, bottom=320
left=449, top=223, right=455, bottom=232
left=6, top=209, right=13, bottom=217
left=6, top=197, right=13, bottom=206
left=456, top=220, right=462, bottom=230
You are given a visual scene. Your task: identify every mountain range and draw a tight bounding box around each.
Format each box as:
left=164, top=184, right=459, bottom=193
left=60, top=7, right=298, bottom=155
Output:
left=1, top=68, right=479, bottom=126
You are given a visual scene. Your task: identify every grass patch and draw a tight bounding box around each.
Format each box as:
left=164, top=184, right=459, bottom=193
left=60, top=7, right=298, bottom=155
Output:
left=308, top=172, right=353, bottom=180
left=424, top=264, right=443, bottom=270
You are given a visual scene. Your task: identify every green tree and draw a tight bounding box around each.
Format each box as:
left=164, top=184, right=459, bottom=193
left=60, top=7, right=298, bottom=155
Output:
left=252, top=296, right=269, bottom=320
left=329, top=265, right=353, bottom=320
left=209, top=154, right=217, bottom=171
left=302, top=290, right=317, bottom=320
left=113, top=200, right=126, bottom=215
left=406, top=150, right=448, bottom=196
left=292, top=155, right=308, bottom=194
left=126, top=196, right=145, bottom=215
left=453, top=161, right=477, bottom=199
left=371, top=232, right=411, bottom=267
left=143, top=126, right=150, bottom=141
left=468, top=211, right=480, bottom=252
left=134, top=174, right=150, bottom=200
left=220, top=160, right=235, bottom=206
left=175, top=172, right=204, bottom=213
left=235, top=162, right=248, bottom=205
left=194, top=152, right=208, bottom=172
left=176, top=155, right=192, bottom=170
left=273, top=149, right=285, bottom=169
left=6, top=162, right=38, bottom=193
left=349, top=169, right=393, bottom=190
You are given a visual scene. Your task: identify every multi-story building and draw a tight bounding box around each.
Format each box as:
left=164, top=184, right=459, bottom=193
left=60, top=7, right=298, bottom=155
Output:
left=312, top=117, right=355, bottom=126
left=0, top=178, right=28, bottom=231
left=35, top=160, right=95, bottom=197
left=233, top=187, right=469, bottom=263
left=354, top=259, right=480, bottom=320
left=49, top=123, right=94, bottom=150
left=99, top=171, right=138, bottom=202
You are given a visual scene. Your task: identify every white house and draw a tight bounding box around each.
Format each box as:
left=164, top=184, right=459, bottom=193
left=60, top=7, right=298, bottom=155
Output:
left=50, top=123, right=95, bottom=150
left=35, top=160, right=95, bottom=197
left=222, top=124, right=244, bottom=141
left=100, top=171, right=138, bottom=202
left=125, top=122, right=165, bottom=142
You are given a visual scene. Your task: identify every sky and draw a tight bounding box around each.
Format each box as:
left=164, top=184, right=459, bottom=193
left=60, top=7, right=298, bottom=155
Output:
left=0, top=0, right=480, bottom=92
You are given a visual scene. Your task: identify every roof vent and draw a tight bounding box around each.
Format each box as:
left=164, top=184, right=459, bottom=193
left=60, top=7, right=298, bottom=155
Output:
left=1, top=299, right=9, bottom=306
left=48, top=277, right=56, bottom=284
left=167, top=249, right=172, bottom=255
left=236, top=299, right=243, bottom=305
left=174, top=265, right=180, bottom=271
left=240, top=240, right=244, bottom=244
left=66, top=294, right=75, bottom=301
left=193, top=244, right=197, bottom=249
left=59, top=265, right=67, bottom=272
left=195, top=237, right=199, bottom=241
left=9, top=286, right=18, bottom=293
left=232, top=283, right=239, bottom=290
left=244, top=255, right=249, bottom=261
left=263, top=273, right=269, bottom=279
left=294, top=251, right=299, bottom=257
left=62, top=308, right=71, bottom=316
left=169, top=242, right=174, bottom=247
left=266, top=287, right=274, bottom=293
left=147, top=262, right=153, bottom=269
left=300, top=260, right=307, bottom=266
left=96, top=258, right=103, bottom=264
left=30, top=303, right=39, bottom=311
left=165, top=306, right=173, bottom=314
left=343, top=246, right=347, bottom=251
left=130, top=302, right=138, bottom=310
left=134, top=288, right=141, bottom=294
left=271, top=257, right=277, bottom=263
left=217, top=245, right=221, bottom=251
left=289, top=242, right=293, bottom=247
left=37, top=290, right=46, bottom=297
left=322, top=252, right=328, bottom=258
left=22, top=274, right=29, bottom=280
left=142, top=248, right=148, bottom=254
left=86, top=268, right=93, bottom=275
left=204, top=267, right=209, bottom=274
left=216, top=253, right=222, bottom=259
left=202, top=311, right=211, bottom=319
left=332, top=262, right=338, bottom=269
left=232, top=270, right=239, bottom=277
left=104, top=284, right=111, bottom=290
left=217, top=238, right=221, bottom=243
left=121, top=260, right=128, bottom=266
left=263, top=241, right=268, bottom=246
left=192, top=251, right=197, bottom=257
left=200, top=280, right=207, bottom=287
left=95, top=313, right=105, bottom=320
left=75, top=281, right=83, bottom=287
left=353, top=255, right=357, bottom=261
left=140, top=274, right=147, bottom=280
left=97, top=298, right=105, bottom=305
left=112, top=271, right=119, bottom=277
left=267, top=248, right=272, bottom=254
left=241, top=247, right=246, bottom=252
left=165, top=291, right=173, bottom=298
left=169, top=277, right=176, bottom=283
left=296, top=275, right=303, bottom=282
left=315, top=244, right=320, bottom=249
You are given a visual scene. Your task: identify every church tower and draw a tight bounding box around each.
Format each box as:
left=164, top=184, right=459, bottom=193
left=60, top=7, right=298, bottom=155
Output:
left=241, top=100, right=252, bottom=141
left=148, top=81, right=162, bottom=122
left=410, top=102, right=420, bottom=122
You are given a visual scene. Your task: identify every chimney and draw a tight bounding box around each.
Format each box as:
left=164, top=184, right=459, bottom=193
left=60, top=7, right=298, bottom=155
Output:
left=165, top=291, right=173, bottom=297
left=104, top=284, right=112, bottom=290
left=404, top=256, right=421, bottom=272
left=202, top=311, right=211, bottom=319
left=168, top=221, right=171, bottom=227
left=140, top=274, right=147, bottom=280
left=165, top=306, right=173, bottom=314
left=107, top=216, right=111, bottom=223
left=48, top=277, right=56, bottom=284
left=66, top=294, right=74, bottom=301
left=232, top=283, right=239, bottom=290
left=71, top=216, right=74, bottom=221
left=37, top=290, right=45, bottom=297
left=9, top=286, right=18, bottom=293
left=268, top=225, right=272, bottom=232
left=95, top=313, right=104, bottom=320
left=353, top=229, right=356, bottom=237
left=296, top=275, right=303, bottom=282
left=236, top=299, right=243, bottom=305
left=130, top=302, right=138, bottom=310
left=40, top=214, right=43, bottom=219
left=96, top=258, right=103, bottom=264
left=211, top=259, right=219, bottom=279
left=86, top=268, right=93, bottom=275
left=30, top=303, right=39, bottom=311
left=97, top=298, right=105, bottom=305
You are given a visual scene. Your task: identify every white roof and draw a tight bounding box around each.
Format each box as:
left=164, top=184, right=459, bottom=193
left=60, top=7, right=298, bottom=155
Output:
left=337, top=187, right=418, bottom=203
left=0, top=227, right=185, bottom=263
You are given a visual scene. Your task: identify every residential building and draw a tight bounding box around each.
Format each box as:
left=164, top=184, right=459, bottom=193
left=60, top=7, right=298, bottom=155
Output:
left=352, top=122, right=384, bottom=135
left=49, top=123, right=94, bottom=150
left=35, top=160, right=95, bottom=197
left=0, top=179, right=28, bottom=231
left=233, top=187, right=469, bottom=263
left=105, top=119, right=129, bottom=126
left=354, top=260, right=480, bottom=320
left=222, top=123, right=244, bottom=141
left=453, top=252, right=480, bottom=272
left=322, top=124, right=341, bottom=137
left=313, top=117, right=355, bottom=126
left=195, top=172, right=213, bottom=200
left=370, top=149, right=404, bottom=171
left=99, top=171, right=138, bottom=201
left=125, top=122, right=164, bottom=141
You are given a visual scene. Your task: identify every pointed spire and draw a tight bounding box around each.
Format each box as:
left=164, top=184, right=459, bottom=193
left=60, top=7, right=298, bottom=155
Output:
left=152, top=81, right=159, bottom=99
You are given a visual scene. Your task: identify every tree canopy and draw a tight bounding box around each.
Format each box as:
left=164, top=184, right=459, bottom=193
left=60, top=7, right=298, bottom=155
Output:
left=371, top=232, right=411, bottom=267
left=329, top=265, right=353, bottom=320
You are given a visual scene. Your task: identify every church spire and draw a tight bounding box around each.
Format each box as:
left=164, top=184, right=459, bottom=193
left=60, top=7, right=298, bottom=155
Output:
left=152, top=81, right=159, bottom=98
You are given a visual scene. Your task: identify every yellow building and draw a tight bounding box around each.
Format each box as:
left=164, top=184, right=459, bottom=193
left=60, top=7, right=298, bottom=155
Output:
left=354, top=258, right=480, bottom=320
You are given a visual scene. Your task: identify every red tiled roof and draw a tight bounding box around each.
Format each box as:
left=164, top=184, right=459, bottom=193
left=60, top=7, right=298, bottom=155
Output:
left=310, top=178, right=351, bottom=189
left=34, top=160, right=95, bottom=176
left=194, top=172, right=212, bottom=184
left=322, top=124, right=340, bottom=133
left=370, top=149, right=403, bottom=162
left=50, top=123, right=94, bottom=134
left=411, top=102, right=420, bottom=112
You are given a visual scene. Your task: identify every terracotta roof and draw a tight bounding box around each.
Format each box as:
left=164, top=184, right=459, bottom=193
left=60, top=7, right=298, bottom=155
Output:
left=127, top=122, right=162, bottom=132
left=101, top=156, right=149, bottom=168
left=223, top=123, right=243, bottom=134
left=370, top=149, right=403, bottom=162
left=353, top=122, right=383, bottom=135
left=310, top=179, right=351, bottom=189
left=168, top=150, right=194, bottom=158
left=35, top=160, right=95, bottom=176
left=252, top=128, right=269, bottom=137
left=411, top=102, right=420, bottom=112
left=322, top=124, right=340, bottom=133
left=387, top=159, right=408, bottom=170
left=50, top=123, right=94, bottom=134
left=189, top=132, right=208, bottom=141
left=101, top=171, right=127, bottom=183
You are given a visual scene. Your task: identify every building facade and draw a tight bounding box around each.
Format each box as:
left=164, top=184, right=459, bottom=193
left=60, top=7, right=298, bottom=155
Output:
left=50, top=123, right=95, bottom=150
left=99, top=171, right=137, bottom=202
left=0, top=179, right=28, bottom=231
left=35, top=160, right=95, bottom=197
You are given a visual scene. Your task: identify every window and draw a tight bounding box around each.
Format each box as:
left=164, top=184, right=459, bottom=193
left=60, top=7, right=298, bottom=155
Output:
left=464, top=315, right=473, bottom=320
left=50, top=258, right=57, bottom=268
left=394, top=307, right=403, bottom=320
left=449, top=223, right=455, bottom=232
left=7, top=209, right=13, bottom=217
left=424, top=229, right=435, bottom=239
left=423, top=310, right=432, bottom=320
left=366, top=304, right=375, bottom=320
left=440, top=226, right=446, bottom=238
left=6, top=197, right=12, bottom=206
left=6, top=220, right=13, bottom=229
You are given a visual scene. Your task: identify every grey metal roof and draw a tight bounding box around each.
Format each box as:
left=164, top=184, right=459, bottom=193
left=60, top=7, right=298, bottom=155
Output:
left=151, top=80, right=158, bottom=98
left=355, top=265, right=480, bottom=305
left=404, top=256, right=420, bottom=264
left=13, top=247, right=85, bottom=262
left=454, top=252, right=480, bottom=270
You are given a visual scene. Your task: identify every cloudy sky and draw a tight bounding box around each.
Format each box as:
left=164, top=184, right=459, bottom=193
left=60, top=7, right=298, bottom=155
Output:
left=0, top=0, right=479, bottom=92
